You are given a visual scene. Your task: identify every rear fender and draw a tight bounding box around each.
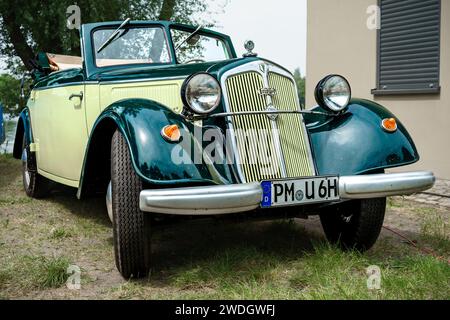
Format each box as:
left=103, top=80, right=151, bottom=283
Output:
left=13, top=108, right=32, bottom=159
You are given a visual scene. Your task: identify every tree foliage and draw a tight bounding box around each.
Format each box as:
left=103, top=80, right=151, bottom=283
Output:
left=293, top=68, right=305, bottom=106
left=0, top=74, right=21, bottom=115
left=0, top=0, right=215, bottom=73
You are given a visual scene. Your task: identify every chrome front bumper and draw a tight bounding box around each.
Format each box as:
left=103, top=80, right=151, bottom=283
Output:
left=139, top=171, right=435, bottom=215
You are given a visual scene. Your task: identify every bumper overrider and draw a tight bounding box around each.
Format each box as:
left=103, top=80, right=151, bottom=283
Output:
left=139, top=171, right=435, bottom=215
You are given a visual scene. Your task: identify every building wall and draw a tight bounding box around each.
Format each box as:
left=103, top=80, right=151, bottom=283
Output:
left=306, top=0, right=450, bottom=179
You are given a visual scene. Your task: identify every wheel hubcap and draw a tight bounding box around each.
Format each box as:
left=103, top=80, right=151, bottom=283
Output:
left=106, top=181, right=113, bottom=222
left=22, top=148, right=30, bottom=188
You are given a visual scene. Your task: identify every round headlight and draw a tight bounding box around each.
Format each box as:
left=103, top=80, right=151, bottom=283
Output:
left=314, top=75, right=351, bottom=112
left=181, top=73, right=221, bottom=115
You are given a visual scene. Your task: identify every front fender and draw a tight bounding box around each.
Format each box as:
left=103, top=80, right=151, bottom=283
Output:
left=305, top=99, right=419, bottom=175
left=84, top=99, right=231, bottom=188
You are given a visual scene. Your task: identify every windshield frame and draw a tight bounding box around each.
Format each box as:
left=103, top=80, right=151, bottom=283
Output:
left=169, top=26, right=234, bottom=65
left=82, top=21, right=237, bottom=79
left=91, top=24, right=173, bottom=69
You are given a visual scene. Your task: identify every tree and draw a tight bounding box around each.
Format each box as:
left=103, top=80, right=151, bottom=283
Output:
left=293, top=68, right=306, bottom=107
left=0, top=0, right=214, bottom=73
left=0, top=74, right=21, bottom=115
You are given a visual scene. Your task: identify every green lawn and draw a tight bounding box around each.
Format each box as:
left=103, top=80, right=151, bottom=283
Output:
left=0, top=154, right=449, bottom=299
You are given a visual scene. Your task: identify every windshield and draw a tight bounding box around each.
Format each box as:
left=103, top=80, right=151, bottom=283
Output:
left=93, top=26, right=170, bottom=67
left=171, top=29, right=230, bottom=64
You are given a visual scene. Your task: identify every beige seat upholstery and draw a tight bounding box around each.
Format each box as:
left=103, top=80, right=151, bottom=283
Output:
left=47, top=53, right=82, bottom=71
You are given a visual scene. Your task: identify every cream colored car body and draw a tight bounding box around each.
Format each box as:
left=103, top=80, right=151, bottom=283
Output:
left=29, top=76, right=184, bottom=187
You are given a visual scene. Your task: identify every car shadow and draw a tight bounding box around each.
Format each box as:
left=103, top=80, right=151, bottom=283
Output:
left=47, top=183, right=112, bottom=228
left=45, top=183, right=331, bottom=284
left=146, top=218, right=328, bottom=285
left=44, top=181, right=325, bottom=278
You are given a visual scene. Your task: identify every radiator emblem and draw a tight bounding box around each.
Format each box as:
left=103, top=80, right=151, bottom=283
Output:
left=259, top=87, right=277, bottom=97
left=266, top=105, right=278, bottom=121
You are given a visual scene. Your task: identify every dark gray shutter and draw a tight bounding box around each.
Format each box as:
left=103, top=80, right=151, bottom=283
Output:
left=373, top=0, right=441, bottom=95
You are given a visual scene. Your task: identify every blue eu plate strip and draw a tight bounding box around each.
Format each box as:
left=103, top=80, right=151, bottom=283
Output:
left=261, top=181, right=272, bottom=208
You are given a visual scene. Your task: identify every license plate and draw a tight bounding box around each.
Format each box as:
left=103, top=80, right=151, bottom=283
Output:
left=261, top=176, right=340, bottom=208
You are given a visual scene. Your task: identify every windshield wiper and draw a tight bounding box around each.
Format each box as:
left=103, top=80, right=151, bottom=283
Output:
left=175, top=24, right=204, bottom=50
left=97, top=18, right=131, bottom=54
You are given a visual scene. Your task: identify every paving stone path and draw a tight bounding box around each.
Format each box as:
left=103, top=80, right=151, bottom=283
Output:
left=405, top=179, right=450, bottom=208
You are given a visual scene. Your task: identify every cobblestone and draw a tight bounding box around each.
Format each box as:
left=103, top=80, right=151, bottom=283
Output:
left=404, top=179, right=450, bottom=208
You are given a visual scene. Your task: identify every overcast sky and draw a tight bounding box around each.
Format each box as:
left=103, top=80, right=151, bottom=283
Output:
left=214, top=0, right=307, bottom=76
left=0, top=0, right=307, bottom=76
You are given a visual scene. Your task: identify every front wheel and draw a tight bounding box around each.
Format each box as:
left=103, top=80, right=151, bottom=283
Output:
left=111, top=130, right=151, bottom=279
left=319, top=198, right=386, bottom=251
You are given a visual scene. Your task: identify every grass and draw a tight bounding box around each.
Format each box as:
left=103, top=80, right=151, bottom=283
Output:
left=0, top=155, right=449, bottom=299
left=411, top=205, right=450, bottom=255
left=0, top=255, right=71, bottom=292
left=30, top=256, right=72, bottom=288
left=49, top=227, right=73, bottom=240
left=104, top=237, right=449, bottom=300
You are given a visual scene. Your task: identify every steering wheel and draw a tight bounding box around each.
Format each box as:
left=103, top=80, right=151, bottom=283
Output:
left=185, top=58, right=206, bottom=64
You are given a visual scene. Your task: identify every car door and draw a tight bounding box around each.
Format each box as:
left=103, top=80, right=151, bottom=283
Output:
left=31, top=84, right=88, bottom=186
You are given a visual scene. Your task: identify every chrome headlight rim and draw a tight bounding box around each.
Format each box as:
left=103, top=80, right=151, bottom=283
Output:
left=181, top=72, right=222, bottom=115
left=314, top=74, right=352, bottom=113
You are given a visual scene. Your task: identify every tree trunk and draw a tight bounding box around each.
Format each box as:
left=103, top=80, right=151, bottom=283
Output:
left=150, top=0, right=177, bottom=61
left=159, top=0, right=176, bottom=20
left=2, top=11, right=35, bottom=71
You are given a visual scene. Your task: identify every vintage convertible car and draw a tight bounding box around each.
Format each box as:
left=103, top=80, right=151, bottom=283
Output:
left=14, top=20, right=435, bottom=278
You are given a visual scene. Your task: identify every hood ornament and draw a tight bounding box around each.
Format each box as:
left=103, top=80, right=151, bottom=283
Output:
left=243, top=40, right=257, bottom=57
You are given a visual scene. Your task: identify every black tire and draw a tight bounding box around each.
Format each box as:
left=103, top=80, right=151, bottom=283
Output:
left=21, top=136, right=49, bottom=198
left=111, top=130, right=151, bottom=279
left=319, top=198, right=386, bottom=251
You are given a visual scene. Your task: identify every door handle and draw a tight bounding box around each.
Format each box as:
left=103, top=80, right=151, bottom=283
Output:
left=69, top=92, right=83, bottom=101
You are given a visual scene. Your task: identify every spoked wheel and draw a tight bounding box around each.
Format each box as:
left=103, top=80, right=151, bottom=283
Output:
left=21, top=136, right=49, bottom=198
left=110, top=129, right=151, bottom=279
left=319, top=198, right=386, bottom=251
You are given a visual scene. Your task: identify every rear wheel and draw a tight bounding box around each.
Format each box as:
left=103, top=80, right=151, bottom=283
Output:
left=111, top=129, right=151, bottom=279
left=319, top=198, right=386, bottom=251
left=21, top=136, right=49, bottom=198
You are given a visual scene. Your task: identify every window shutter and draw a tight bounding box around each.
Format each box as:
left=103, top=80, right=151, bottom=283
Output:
left=373, top=0, right=441, bottom=94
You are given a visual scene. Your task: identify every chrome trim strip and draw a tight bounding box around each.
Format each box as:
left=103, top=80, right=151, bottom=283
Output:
left=97, top=75, right=187, bottom=85
left=140, top=183, right=262, bottom=215
left=33, top=81, right=88, bottom=91
left=139, top=171, right=435, bottom=215
left=339, top=171, right=436, bottom=199
left=33, top=76, right=187, bottom=91
left=208, top=110, right=335, bottom=118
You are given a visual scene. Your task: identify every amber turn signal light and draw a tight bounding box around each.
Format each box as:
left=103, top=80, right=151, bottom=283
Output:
left=161, top=124, right=181, bottom=142
left=381, top=118, right=397, bottom=133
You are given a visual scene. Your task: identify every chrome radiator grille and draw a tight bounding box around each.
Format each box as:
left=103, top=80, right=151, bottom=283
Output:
left=226, top=72, right=283, bottom=182
left=225, top=66, right=315, bottom=183
left=268, top=72, right=314, bottom=178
